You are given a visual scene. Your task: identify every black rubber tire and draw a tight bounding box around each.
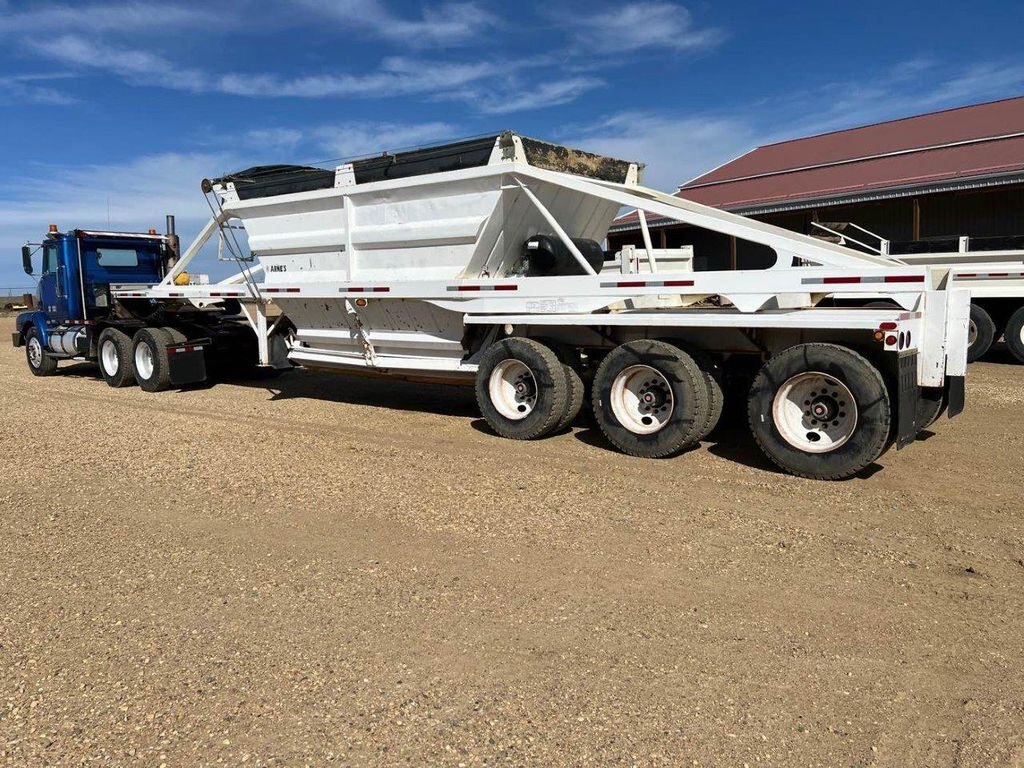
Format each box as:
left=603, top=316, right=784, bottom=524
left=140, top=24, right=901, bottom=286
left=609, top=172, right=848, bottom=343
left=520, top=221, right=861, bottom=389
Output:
left=539, top=340, right=585, bottom=433
left=97, top=327, right=136, bottom=388
left=748, top=343, right=891, bottom=480
left=25, top=326, right=58, bottom=377
left=688, top=350, right=724, bottom=442
left=475, top=337, right=568, bottom=440
left=917, top=387, right=946, bottom=431
left=556, top=362, right=585, bottom=433
left=1003, top=305, right=1024, bottom=364
left=132, top=327, right=173, bottom=393
left=592, top=340, right=710, bottom=458
left=967, top=303, right=996, bottom=363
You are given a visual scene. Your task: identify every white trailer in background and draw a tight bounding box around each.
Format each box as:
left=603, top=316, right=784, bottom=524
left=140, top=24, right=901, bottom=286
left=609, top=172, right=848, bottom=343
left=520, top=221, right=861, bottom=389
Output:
left=811, top=221, right=1024, bottom=362
left=96, top=131, right=969, bottom=480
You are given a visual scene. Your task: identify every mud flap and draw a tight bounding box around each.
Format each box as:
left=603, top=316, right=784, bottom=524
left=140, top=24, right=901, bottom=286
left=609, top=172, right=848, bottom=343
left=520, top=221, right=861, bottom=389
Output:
left=945, top=375, right=965, bottom=418
left=896, top=352, right=920, bottom=449
left=167, top=338, right=209, bottom=387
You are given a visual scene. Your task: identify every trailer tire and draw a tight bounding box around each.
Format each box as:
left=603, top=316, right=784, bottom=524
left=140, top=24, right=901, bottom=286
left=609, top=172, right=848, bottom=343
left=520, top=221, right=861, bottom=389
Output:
left=476, top=337, right=568, bottom=440
left=1002, top=305, right=1024, bottom=364
left=748, top=343, right=891, bottom=480
left=132, top=328, right=173, bottom=393
left=538, top=340, right=585, bottom=433
left=689, top=351, right=724, bottom=442
left=918, top=387, right=945, bottom=431
left=25, top=326, right=58, bottom=377
left=967, top=303, right=996, bottom=362
left=97, top=327, right=136, bottom=388
left=592, top=340, right=710, bottom=458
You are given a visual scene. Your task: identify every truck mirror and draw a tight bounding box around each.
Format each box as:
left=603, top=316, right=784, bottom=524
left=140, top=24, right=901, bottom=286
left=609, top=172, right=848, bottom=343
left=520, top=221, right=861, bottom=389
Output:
left=21, top=245, right=33, bottom=275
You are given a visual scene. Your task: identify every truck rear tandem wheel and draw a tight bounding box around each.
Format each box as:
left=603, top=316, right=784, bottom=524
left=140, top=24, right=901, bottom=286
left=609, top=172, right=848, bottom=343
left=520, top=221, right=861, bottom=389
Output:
left=132, top=327, right=175, bottom=393
left=97, top=327, right=136, bottom=388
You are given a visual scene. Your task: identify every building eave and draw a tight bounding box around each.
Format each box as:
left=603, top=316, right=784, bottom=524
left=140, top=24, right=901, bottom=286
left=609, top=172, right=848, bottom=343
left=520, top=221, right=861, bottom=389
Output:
left=607, top=170, right=1024, bottom=233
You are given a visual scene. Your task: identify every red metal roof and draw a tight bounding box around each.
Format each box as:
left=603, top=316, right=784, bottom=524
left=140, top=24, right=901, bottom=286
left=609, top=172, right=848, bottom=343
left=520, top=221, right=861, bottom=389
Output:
left=614, top=96, right=1024, bottom=228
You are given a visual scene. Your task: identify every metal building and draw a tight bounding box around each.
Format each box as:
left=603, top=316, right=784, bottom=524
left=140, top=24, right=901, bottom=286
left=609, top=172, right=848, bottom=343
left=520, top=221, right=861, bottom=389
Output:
left=609, top=96, right=1024, bottom=268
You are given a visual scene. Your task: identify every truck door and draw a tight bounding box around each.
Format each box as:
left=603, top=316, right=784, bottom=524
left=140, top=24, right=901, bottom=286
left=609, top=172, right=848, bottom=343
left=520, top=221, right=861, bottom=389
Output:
left=38, top=241, right=67, bottom=324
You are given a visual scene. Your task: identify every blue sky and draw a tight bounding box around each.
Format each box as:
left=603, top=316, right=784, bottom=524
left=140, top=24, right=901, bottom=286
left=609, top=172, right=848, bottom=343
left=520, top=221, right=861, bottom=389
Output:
left=2, top=0, right=1024, bottom=287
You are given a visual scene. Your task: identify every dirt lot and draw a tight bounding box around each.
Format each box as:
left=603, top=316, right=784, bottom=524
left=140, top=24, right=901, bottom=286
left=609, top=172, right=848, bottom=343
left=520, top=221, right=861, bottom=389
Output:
left=2, top=316, right=1023, bottom=766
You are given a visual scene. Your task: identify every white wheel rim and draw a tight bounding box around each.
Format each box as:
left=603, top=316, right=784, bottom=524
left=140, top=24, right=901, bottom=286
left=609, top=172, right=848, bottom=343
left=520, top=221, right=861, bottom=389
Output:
left=134, top=342, right=155, bottom=381
left=772, top=372, right=858, bottom=454
left=28, top=337, right=43, bottom=368
left=488, top=359, right=537, bottom=420
left=610, top=364, right=674, bottom=435
left=968, top=319, right=978, bottom=347
left=100, top=339, right=119, bottom=375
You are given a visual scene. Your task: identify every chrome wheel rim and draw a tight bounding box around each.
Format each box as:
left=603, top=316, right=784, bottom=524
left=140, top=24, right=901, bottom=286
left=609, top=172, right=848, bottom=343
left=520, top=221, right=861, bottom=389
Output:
left=100, top=339, right=119, bottom=375
left=488, top=359, right=537, bottom=420
left=968, top=319, right=978, bottom=348
left=27, top=336, right=43, bottom=368
left=772, top=372, right=857, bottom=454
left=134, top=342, right=154, bottom=381
left=610, top=364, right=674, bottom=435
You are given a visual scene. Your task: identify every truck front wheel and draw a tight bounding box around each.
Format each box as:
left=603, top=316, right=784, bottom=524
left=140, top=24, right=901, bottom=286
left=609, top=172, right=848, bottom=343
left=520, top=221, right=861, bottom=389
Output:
left=132, top=328, right=173, bottom=392
left=25, top=326, right=58, bottom=377
left=98, top=328, right=136, bottom=388
left=748, top=343, right=891, bottom=480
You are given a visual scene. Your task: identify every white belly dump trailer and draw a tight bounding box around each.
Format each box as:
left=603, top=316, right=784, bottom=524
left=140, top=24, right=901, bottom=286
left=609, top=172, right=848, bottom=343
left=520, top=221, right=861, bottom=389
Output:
left=102, top=132, right=970, bottom=481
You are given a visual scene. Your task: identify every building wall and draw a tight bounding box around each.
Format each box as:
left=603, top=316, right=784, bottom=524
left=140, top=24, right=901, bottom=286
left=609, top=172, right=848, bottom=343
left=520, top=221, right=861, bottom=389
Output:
left=607, top=182, right=1024, bottom=268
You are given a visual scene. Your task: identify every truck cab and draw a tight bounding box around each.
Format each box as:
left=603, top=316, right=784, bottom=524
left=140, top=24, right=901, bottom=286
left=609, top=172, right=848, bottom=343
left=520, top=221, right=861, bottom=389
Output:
left=15, top=226, right=168, bottom=374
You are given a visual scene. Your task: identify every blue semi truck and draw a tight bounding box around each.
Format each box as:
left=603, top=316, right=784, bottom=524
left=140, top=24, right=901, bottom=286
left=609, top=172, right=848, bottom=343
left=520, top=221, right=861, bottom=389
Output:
left=13, top=218, right=271, bottom=390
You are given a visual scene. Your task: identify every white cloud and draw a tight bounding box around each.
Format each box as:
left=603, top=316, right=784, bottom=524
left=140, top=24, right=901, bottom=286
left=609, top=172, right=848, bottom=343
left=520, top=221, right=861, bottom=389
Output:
left=29, top=36, right=511, bottom=103
left=476, top=77, right=605, bottom=114
left=0, top=72, right=79, bottom=105
left=567, top=112, right=757, bottom=192
left=0, top=1, right=216, bottom=33
left=311, top=121, right=458, bottom=158
left=564, top=2, right=724, bottom=53
left=294, top=0, right=497, bottom=48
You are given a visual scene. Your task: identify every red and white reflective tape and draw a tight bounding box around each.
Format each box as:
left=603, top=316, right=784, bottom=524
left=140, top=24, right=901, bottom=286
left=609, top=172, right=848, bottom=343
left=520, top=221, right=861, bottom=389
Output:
left=118, top=292, right=148, bottom=298
left=341, top=286, right=391, bottom=293
left=208, top=291, right=244, bottom=297
left=954, top=271, right=1024, bottom=280
left=801, top=275, right=925, bottom=285
left=446, top=284, right=519, bottom=292
left=263, top=287, right=301, bottom=294
left=898, top=311, right=922, bottom=320
left=167, top=344, right=204, bottom=355
left=600, top=279, right=695, bottom=289
left=62, top=319, right=94, bottom=326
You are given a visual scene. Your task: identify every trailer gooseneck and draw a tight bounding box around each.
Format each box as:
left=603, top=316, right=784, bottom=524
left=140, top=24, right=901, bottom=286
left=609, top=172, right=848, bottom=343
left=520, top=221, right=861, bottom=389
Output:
left=14, top=132, right=970, bottom=480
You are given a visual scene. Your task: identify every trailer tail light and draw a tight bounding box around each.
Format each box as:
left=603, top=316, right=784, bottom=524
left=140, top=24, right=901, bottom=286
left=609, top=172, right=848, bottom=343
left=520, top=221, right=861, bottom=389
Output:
left=879, top=322, right=898, bottom=330
left=886, top=335, right=897, bottom=346
left=874, top=331, right=885, bottom=342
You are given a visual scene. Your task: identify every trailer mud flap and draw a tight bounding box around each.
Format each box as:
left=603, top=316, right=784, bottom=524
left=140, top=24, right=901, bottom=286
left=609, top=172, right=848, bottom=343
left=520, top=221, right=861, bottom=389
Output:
left=167, top=340, right=208, bottom=387
left=896, top=352, right=920, bottom=449
left=945, top=375, right=965, bottom=418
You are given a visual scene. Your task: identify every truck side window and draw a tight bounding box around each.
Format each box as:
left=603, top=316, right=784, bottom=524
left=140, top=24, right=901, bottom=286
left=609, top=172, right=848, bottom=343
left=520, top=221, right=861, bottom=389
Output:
left=42, top=244, right=58, bottom=274
left=96, top=248, right=140, bottom=267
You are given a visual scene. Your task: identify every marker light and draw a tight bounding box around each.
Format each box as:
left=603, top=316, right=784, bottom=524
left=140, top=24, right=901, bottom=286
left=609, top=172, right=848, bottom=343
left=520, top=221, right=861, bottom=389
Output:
left=48, top=224, right=58, bottom=234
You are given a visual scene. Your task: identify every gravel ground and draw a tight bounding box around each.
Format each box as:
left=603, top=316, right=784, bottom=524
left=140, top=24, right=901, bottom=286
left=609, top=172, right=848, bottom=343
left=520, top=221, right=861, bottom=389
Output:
left=2, top=316, right=1023, bottom=766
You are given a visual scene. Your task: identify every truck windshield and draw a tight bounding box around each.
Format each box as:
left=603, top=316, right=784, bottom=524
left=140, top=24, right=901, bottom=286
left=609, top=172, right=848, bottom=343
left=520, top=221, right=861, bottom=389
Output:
left=96, top=248, right=140, bottom=267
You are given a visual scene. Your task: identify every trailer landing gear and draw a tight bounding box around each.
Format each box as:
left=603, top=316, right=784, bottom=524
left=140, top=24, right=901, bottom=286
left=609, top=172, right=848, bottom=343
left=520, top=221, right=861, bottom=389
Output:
left=748, top=343, right=891, bottom=481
